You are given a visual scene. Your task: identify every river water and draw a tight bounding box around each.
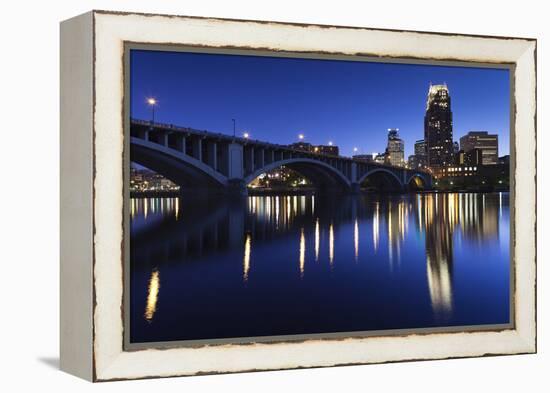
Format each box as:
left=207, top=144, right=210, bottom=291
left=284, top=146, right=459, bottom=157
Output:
left=129, top=192, right=510, bottom=344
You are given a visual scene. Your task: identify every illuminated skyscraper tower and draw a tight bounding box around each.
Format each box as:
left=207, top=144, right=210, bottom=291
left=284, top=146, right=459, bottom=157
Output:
left=424, top=84, right=454, bottom=168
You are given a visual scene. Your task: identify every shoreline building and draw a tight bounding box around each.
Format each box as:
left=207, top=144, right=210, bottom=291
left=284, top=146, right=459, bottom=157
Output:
left=315, top=144, right=339, bottom=156
left=386, top=128, right=405, bottom=167
left=374, top=152, right=387, bottom=164
left=288, top=141, right=339, bottom=156
left=424, top=84, right=454, bottom=169
left=288, top=141, right=313, bottom=152
left=459, top=131, right=499, bottom=165
left=353, top=154, right=374, bottom=162
left=408, top=139, right=428, bottom=169
left=455, top=148, right=483, bottom=167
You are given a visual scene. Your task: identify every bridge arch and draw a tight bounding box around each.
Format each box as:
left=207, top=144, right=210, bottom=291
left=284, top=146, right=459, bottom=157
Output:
left=130, top=137, right=227, bottom=189
left=244, top=158, right=352, bottom=192
left=405, top=172, right=431, bottom=190
left=406, top=174, right=425, bottom=190
left=358, top=168, right=404, bottom=192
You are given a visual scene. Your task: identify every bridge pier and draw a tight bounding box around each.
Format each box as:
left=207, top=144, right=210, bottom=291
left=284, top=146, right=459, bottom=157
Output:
left=206, top=141, right=217, bottom=170
left=137, top=129, right=149, bottom=141
left=244, top=146, right=255, bottom=174
left=350, top=182, right=361, bottom=194
left=158, top=132, right=169, bottom=147
left=227, top=179, right=248, bottom=197
left=175, top=135, right=186, bottom=153
left=191, top=137, right=202, bottom=161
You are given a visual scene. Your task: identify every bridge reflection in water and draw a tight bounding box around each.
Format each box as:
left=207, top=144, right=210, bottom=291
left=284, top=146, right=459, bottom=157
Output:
left=129, top=192, right=510, bottom=343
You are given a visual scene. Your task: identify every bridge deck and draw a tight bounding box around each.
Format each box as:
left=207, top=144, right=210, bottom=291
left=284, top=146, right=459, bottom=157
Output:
left=130, top=119, right=431, bottom=176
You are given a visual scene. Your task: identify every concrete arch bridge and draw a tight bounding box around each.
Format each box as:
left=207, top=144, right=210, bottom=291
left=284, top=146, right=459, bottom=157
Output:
left=130, top=119, right=433, bottom=195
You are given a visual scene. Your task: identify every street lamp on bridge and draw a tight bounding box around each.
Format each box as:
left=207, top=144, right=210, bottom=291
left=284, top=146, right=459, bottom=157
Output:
left=146, top=97, right=157, bottom=124
left=298, top=133, right=305, bottom=141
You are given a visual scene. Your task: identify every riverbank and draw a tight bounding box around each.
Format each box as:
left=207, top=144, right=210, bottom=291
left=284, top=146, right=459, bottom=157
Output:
left=248, top=187, right=316, bottom=196
left=131, top=187, right=509, bottom=198
left=131, top=190, right=180, bottom=198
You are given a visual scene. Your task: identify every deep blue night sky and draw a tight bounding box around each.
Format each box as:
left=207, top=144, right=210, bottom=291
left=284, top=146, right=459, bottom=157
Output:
left=130, top=49, right=510, bottom=158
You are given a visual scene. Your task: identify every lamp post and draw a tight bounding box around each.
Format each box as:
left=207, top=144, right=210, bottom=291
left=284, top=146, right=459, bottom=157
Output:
left=232, top=118, right=236, bottom=138
left=147, top=97, right=157, bottom=124
left=243, top=132, right=250, bottom=139
left=298, top=134, right=304, bottom=141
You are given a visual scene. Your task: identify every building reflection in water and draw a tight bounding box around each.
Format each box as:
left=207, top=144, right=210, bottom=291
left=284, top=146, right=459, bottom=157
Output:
left=275, top=196, right=280, bottom=228
left=131, top=197, right=182, bottom=222
left=243, top=233, right=251, bottom=282
left=329, top=223, right=334, bottom=267
left=417, top=194, right=454, bottom=319
left=299, top=228, right=306, bottom=278
left=132, top=192, right=504, bottom=325
left=144, top=269, right=160, bottom=322
left=315, top=218, right=320, bottom=261
left=354, top=219, right=359, bottom=262
left=426, top=254, right=453, bottom=317
left=373, top=202, right=379, bottom=252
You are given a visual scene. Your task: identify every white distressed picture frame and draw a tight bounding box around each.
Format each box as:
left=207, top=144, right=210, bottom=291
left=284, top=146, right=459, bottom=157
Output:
left=60, top=10, right=536, bottom=382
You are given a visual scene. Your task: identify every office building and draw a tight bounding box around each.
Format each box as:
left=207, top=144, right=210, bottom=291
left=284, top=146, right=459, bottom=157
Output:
left=459, top=131, right=499, bottom=165
left=386, top=128, right=405, bottom=167
left=424, top=84, right=454, bottom=168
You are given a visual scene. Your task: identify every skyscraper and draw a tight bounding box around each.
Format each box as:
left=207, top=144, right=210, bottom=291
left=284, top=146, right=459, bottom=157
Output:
left=460, top=131, right=499, bottom=165
left=386, top=128, right=405, bottom=167
left=424, top=84, right=454, bottom=168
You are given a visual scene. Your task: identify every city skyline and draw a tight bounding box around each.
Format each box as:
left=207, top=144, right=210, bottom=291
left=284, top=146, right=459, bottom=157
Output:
left=130, top=49, right=510, bottom=159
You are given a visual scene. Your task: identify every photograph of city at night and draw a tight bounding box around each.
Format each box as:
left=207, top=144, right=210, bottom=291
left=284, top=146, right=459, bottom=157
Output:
left=128, top=49, right=511, bottom=344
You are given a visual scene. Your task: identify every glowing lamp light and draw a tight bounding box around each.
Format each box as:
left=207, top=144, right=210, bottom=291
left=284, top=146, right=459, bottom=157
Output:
left=147, top=97, right=157, bottom=106
left=298, top=134, right=305, bottom=140
left=353, top=147, right=358, bottom=152
left=328, top=141, right=333, bottom=146
left=243, top=132, right=250, bottom=139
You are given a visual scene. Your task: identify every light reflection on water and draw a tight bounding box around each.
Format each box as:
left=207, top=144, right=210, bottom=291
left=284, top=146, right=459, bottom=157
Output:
left=130, top=192, right=510, bottom=343
left=243, top=233, right=251, bottom=283
left=299, top=228, right=306, bottom=278
left=144, top=270, right=160, bottom=322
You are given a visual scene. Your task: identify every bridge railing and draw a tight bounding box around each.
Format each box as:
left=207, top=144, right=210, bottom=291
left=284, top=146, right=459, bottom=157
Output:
left=131, top=118, right=295, bottom=149
left=130, top=118, right=348, bottom=161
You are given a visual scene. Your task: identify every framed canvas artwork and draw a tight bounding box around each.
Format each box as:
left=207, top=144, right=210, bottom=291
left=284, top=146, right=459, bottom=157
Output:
left=60, top=10, right=537, bottom=381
